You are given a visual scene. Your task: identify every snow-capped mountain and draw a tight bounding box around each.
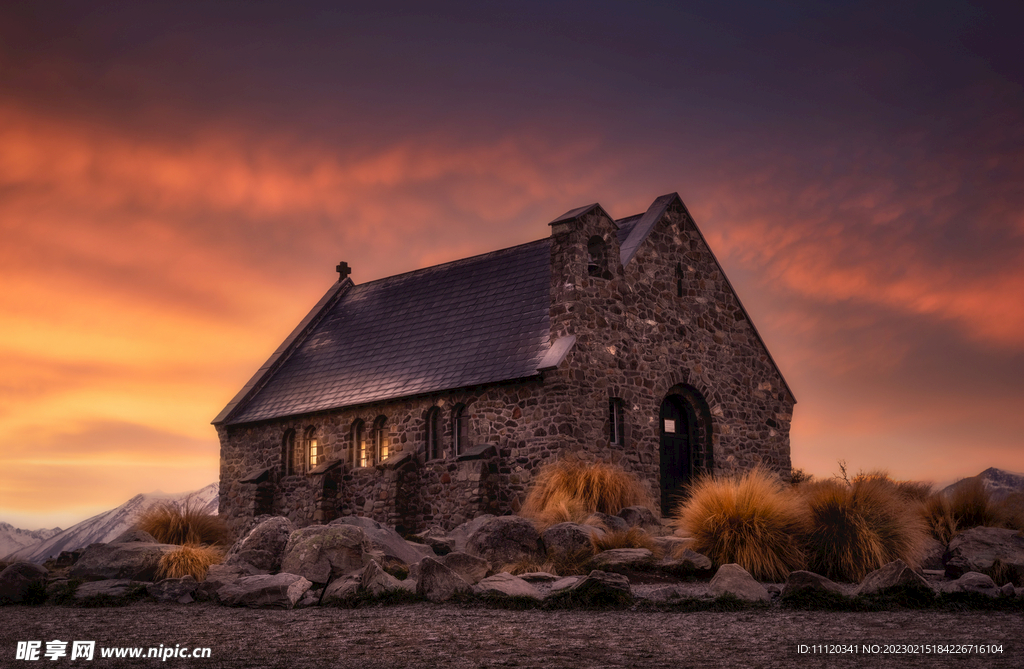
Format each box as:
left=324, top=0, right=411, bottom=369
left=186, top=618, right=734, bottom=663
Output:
left=3, top=483, right=218, bottom=564
left=0, top=523, right=62, bottom=561
left=940, top=467, right=1024, bottom=500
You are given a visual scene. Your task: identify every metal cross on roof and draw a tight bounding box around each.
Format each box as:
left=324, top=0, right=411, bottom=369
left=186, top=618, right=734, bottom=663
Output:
left=336, top=261, right=351, bottom=280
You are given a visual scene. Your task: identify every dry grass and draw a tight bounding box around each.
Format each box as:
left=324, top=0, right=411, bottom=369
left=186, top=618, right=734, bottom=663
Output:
left=802, top=476, right=929, bottom=582
left=923, top=493, right=959, bottom=543
left=136, top=498, right=228, bottom=546
left=591, top=527, right=660, bottom=556
left=923, top=479, right=1024, bottom=542
left=520, top=456, right=656, bottom=530
left=156, top=544, right=224, bottom=581
left=671, top=465, right=807, bottom=581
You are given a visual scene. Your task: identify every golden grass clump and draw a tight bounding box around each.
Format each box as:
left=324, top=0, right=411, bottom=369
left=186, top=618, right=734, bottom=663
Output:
left=156, top=544, right=224, bottom=581
left=519, top=456, right=656, bottom=530
left=802, top=476, right=929, bottom=582
left=923, top=479, right=1024, bottom=542
left=672, top=465, right=807, bottom=582
left=136, top=499, right=228, bottom=546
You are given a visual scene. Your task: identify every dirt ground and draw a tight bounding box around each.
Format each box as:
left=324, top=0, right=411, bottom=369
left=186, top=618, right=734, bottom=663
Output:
left=2, top=603, right=1020, bottom=668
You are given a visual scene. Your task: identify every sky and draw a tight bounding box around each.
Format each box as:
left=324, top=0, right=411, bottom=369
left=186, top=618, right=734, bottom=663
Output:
left=2, top=1, right=1022, bottom=530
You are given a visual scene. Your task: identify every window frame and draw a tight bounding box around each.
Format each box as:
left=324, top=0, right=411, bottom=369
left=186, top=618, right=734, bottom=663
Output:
left=425, top=407, right=441, bottom=460
left=452, top=404, right=468, bottom=456
left=610, top=398, right=625, bottom=446
left=352, top=419, right=366, bottom=468
left=372, top=416, right=388, bottom=464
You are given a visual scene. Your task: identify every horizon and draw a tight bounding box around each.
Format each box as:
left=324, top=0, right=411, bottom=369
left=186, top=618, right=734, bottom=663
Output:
left=2, top=2, right=1023, bottom=531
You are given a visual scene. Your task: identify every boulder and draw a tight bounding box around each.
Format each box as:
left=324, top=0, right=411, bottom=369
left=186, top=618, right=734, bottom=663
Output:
left=473, top=573, right=542, bottom=599
left=781, top=571, right=845, bottom=600
left=295, top=590, right=320, bottom=608
left=944, top=527, right=1024, bottom=585
left=195, top=563, right=265, bottom=602
left=147, top=576, right=199, bottom=603
left=280, top=525, right=369, bottom=584
left=321, top=572, right=363, bottom=604
left=518, top=571, right=559, bottom=583
left=330, top=517, right=434, bottom=566
left=73, top=579, right=142, bottom=602
left=585, top=548, right=655, bottom=574
left=550, top=576, right=583, bottom=593
left=360, top=560, right=405, bottom=597
left=652, top=536, right=694, bottom=556
left=919, top=537, right=946, bottom=571
left=69, top=541, right=178, bottom=582
left=856, top=560, right=932, bottom=597
left=656, top=549, right=714, bottom=578
left=448, top=515, right=497, bottom=554
left=225, top=516, right=295, bottom=572
left=217, top=573, right=311, bottom=609
left=710, top=564, right=770, bottom=602
left=110, top=529, right=158, bottom=544
left=408, top=527, right=455, bottom=556
left=0, top=562, right=49, bottom=604
left=440, top=552, right=491, bottom=585
left=617, top=506, right=662, bottom=533
left=465, top=516, right=543, bottom=565
left=566, top=570, right=632, bottom=605
left=415, top=557, right=470, bottom=603
left=583, top=513, right=630, bottom=533
left=542, top=523, right=598, bottom=563
left=942, top=571, right=1000, bottom=597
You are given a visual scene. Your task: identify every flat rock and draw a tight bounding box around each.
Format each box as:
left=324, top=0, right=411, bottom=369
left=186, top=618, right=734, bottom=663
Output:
left=439, top=552, right=490, bottom=585
left=781, top=571, right=844, bottom=599
left=583, top=513, right=630, bottom=533
left=473, top=573, right=542, bottom=599
left=585, top=548, right=655, bottom=573
left=710, top=564, right=770, bottom=602
left=361, top=560, right=405, bottom=596
left=225, top=516, right=295, bottom=572
left=195, top=563, right=266, bottom=602
left=944, top=527, right=1024, bottom=585
left=550, top=576, right=583, bottom=592
left=518, top=571, right=559, bottom=583
left=321, top=572, right=363, bottom=604
left=147, top=576, right=199, bottom=603
left=330, top=517, right=434, bottom=566
left=280, top=525, right=369, bottom=584
left=0, top=562, right=49, bottom=604
left=942, top=571, right=1000, bottom=597
left=543, top=523, right=598, bottom=563
left=73, top=579, right=142, bottom=602
left=217, top=573, right=311, bottom=609
left=408, top=527, right=455, bottom=556
left=69, top=542, right=178, bottom=582
left=110, top=529, right=158, bottom=544
left=655, top=549, right=713, bottom=577
left=857, top=560, right=932, bottom=596
left=416, top=557, right=470, bottom=603
left=566, top=570, right=632, bottom=605
left=466, top=516, right=543, bottom=565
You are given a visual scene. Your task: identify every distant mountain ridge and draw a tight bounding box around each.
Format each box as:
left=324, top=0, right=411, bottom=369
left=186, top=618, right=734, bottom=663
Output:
left=3, top=483, right=218, bottom=564
left=0, top=523, right=62, bottom=561
left=940, top=467, right=1024, bottom=500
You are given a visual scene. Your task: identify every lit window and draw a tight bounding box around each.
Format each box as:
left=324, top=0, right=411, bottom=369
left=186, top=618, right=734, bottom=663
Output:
left=426, top=407, right=441, bottom=460
left=452, top=404, right=469, bottom=456
left=304, top=427, right=320, bottom=470
left=373, top=416, right=388, bottom=463
left=609, top=398, right=625, bottom=446
left=352, top=420, right=366, bottom=467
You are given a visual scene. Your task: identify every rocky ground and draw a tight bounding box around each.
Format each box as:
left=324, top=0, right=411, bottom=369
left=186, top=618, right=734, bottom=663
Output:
left=2, top=602, right=1021, bottom=668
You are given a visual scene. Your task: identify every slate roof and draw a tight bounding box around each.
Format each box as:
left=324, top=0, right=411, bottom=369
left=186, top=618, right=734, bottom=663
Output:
left=224, top=239, right=552, bottom=425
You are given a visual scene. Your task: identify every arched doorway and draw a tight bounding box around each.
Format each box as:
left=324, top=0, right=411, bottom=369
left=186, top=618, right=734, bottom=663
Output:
left=659, top=387, right=713, bottom=516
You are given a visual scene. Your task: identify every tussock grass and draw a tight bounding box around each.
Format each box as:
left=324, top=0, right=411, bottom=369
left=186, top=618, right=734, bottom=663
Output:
left=591, top=527, right=660, bottom=555
left=520, top=456, right=656, bottom=530
left=922, top=478, right=1024, bottom=542
left=136, top=498, right=228, bottom=546
left=802, top=476, right=928, bottom=582
left=671, top=465, right=807, bottom=581
left=156, top=544, right=224, bottom=581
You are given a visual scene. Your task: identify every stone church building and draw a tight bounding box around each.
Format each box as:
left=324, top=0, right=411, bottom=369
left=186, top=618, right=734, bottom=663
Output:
left=214, top=193, right=795, bottom=536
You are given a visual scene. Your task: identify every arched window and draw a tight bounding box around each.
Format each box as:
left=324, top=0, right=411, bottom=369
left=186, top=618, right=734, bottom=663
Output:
left=675, top=263, right=684, bottom=298
left=452, top=404, right=469, bottom=456
left=304, top=427, right=320, bottom=471
left=352, top=419, right=366, bottom=467
left=282, top=429, right=297, bottom=476
left=372, top=416, right=388, bottom=464
left=425, top=407, right=441, bottom=460
left=587, top=235, right=609, bottom=278
left=609, top=398, right=625, bottom=446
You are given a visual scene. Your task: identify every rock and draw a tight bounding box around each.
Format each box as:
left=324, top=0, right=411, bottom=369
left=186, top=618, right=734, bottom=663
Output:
left=110, top=529, right=158, bottom=544
left=49, top=550, right=85, bottom=568
left=321, top=572, right=363, bottom=604
left=225, top=516, right=295, bottom=572
left=781, top=571, right=845, bottom=600
left=857, top=560, right=932, bottom=596
left=652, top=536, right=693, bottom=556
left=944, top=527, right=1024, bottom=585
left=147, top=576, right=199, bottom=603
left=330, top=517, right=434, bottom=566
left=449, top=515, right=497, bottom=553
left=645, top=585, right=690, bottom=601
left=920, top=537, right=946, bottom=571
left=440, top=552, right=491, bottom=585
left=655, top=549, right=714, bottom=578
left=0, top=562, right=49, bottom=604
left=465, top=516, right=543, bottom=565
left=195, top=563, right=266, bottom=602
left=583, top=513, right=630, bottom=533
left=361, top=560, right=405, bottom=596
left=69, top=542, right=178, bottom=582
left=295, top=590, right=320, bottom=608
left=542, top=523, right=598, bottom=563
left=280, top=525, right=369, bottom=584
left=473, top=573, right=542, bottom=599
left=518, top=572, right=559, bottom=583
left=710, top=564, right=770, bottom=602
left=617, top=506, right=662, bottom=533
left=73, top=580, right=142, bottom=602
left=217, top=573, right=312, bottom=609
left=942, top=571, right=1000, bottom=597
left=550, top=576, right=583, bottom=592
left=408, top=527, right=455, bottom=556
left=416, top=557, right=470, bottom=602
left=566, top=570, right=632, bottom=605
left=585, top=548, right=655, bottom=574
